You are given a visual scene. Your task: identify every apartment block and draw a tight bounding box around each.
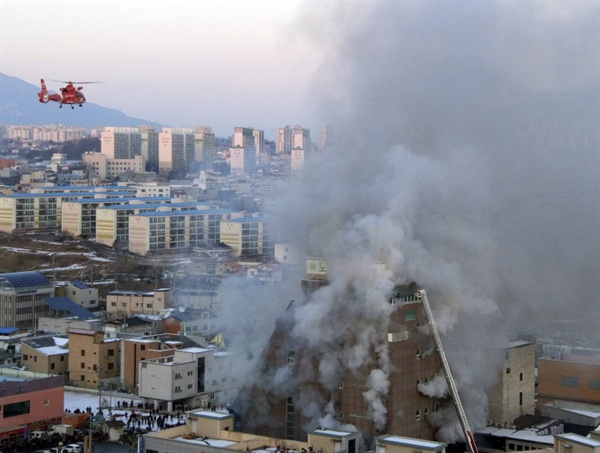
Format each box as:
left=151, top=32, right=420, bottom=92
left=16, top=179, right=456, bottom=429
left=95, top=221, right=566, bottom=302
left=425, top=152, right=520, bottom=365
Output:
left=219, top=216, right=274, bottom=258
left=95, top=200, right=209, bottom=247
left=128, top=209, right=242, bottom=256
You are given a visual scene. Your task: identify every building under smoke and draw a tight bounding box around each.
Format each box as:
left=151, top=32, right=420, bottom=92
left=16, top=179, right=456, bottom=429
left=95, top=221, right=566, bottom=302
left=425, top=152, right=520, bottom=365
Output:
left=232, top=265, right=447, bottom=447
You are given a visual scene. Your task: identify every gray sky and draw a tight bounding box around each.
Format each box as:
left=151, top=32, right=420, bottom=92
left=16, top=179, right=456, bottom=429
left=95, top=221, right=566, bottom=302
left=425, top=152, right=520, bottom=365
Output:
left=0, top=0, right=315, bottom=138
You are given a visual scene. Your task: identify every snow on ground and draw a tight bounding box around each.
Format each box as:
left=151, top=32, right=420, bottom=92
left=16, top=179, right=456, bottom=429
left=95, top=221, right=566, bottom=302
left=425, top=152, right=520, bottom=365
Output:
left=64, top=390, right=141, bottom=412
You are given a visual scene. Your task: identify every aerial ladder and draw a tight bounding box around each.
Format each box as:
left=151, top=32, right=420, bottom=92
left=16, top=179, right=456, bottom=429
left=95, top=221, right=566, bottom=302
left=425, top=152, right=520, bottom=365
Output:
left=418, top=289, right=479, bottom=453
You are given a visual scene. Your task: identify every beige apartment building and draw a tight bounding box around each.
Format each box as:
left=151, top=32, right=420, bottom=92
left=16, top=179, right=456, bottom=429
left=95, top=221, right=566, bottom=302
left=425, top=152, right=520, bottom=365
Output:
left=67, top=329, right=121, bottom=389
left=95, top=200, right=209, bottom=247
left=106, top=289, right=172, bottom=320
left=219, top=216, right=274, bottom=258
left=128, top=209, right=242, bottom=256
left=0, top=186, right=137, bottom=233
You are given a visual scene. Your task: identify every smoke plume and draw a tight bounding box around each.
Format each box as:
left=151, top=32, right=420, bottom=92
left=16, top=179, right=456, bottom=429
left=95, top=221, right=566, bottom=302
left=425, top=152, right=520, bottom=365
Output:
left=272, top=0, right=599, bottom=443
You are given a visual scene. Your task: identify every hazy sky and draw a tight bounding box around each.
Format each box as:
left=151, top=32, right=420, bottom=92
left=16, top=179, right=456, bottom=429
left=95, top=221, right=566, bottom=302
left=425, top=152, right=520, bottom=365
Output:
left=0, top=0, right=315, bottom=138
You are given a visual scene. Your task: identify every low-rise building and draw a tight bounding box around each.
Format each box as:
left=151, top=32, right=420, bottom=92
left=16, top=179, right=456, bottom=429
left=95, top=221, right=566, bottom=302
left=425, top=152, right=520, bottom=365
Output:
left=0, top=375, right=64, bottom=441
left=106, top=288, right=172, bottom=320
left=20, top=335, right=68, bottom=375
left=67, top=328, right=121, bottom=389
left=54, top=280, right=100, bottom=310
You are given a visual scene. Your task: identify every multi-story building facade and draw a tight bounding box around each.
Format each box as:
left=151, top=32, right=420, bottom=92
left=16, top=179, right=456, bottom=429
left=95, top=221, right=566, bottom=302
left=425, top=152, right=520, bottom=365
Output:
left=53, top=280, right=100, bottom=310
left=0, top=185, right=137, bottom=233
left=95, top=200, right=209, bottom=248
left=487, top=340, right=536, bottom=426
left=128, top=209, right=243, bottom=256
left=253, top=129, right=265, bottom=157
left=230, top=127, right=257, bottom=175
left=67, top=328, right=121, bottom=389
left=121, top=336, right=196, bottom=392
left=276, top=125, right=310, bottom=154
left=61, top=195, right=170, bottom=238
left=82, top=152, right=145, bottom=180
left=159, top=127, right=197, bottom=177
left=220, top=216, right=274, bottom=259
left=0, top=375, right=64, bottom=439
left=106, top=288, right=172, bottom=320
left=317, top=124, right=335, bottom=149
left=20, top=336, right=69, bottom=375
left=194, top=126, right=217, bottom=170
left=5, top=124, right=88, bottom=142
left=0, top=272, right=55, bottom=329
left=537, top=352, right=600, bottom=406
left=138, top=347, right=242, bottom=412
left=233, top=282, right=445, bottom=444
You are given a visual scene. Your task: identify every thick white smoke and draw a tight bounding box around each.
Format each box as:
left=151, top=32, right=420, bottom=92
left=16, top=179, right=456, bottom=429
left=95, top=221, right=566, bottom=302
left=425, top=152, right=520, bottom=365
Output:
left=272, top=0, right=599, bottom=444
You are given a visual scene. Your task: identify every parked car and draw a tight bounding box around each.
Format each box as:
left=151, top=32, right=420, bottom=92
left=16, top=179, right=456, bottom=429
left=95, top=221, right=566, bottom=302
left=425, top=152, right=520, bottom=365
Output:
left=65, top=444, right=83, bottom=453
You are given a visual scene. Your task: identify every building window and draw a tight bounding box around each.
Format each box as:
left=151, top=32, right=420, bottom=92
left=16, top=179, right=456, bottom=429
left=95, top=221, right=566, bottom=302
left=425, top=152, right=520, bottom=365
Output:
left=81, top=350, right=85, bottom=356
left=108, top=349, right=114, bottom=356
left=519, top=392, right=523, bottom=406
left=51, top=363, right=55, bottom=370
left=108, top=363, right=114, bottom=370
left=287, top=351, right=295, bottom=366
left=44, top=399, right=49, bottom=406
left=520, top=373, right=523, bottom=381
left=416, top=348, right=422, bottom=359
left=3, top=401, right=30, bottom=418
left=140, top=345, right=146, bottom=351
left=416, top=409, right=421, bottom=420
left=81, top=363, right=85, bottom=369
left=81, top=375, right=85, bottom=381
left=338, top=381, right=344, bottom=389
left=560, top=376, right=580, bottom=388
left=60, top=356, right=64, bottom=362
left=506, top=367, right=511, bottom=374
left=338, top=412, right=343, bottom=420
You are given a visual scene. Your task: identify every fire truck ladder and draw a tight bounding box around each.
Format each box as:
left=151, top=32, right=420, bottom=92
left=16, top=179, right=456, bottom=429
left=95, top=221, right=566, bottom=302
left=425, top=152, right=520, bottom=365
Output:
left=418, top=289, right=479, bottom=453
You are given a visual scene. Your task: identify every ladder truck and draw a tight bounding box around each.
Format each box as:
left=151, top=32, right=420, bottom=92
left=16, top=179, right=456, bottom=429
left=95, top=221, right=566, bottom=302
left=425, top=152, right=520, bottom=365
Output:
left=418, top=289, right=479, bottom=453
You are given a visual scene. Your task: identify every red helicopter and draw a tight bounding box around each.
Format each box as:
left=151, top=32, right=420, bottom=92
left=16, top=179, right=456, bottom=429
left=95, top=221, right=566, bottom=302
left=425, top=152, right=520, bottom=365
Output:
left=38, top=79, right=100, bottom=109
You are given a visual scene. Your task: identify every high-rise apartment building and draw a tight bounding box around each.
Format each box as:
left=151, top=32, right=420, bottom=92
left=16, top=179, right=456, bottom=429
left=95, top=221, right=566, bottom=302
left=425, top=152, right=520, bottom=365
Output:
left=276, top=125, right=311, bottom=154
left=101, top=126, right=159, bottom=172
left=195, top=126, right=216, bottom=170
left=318, top=125, right=335, bottom=149
left=159, top=127, right=195, bottom=177
left=230, top=127, right=257, bottom=175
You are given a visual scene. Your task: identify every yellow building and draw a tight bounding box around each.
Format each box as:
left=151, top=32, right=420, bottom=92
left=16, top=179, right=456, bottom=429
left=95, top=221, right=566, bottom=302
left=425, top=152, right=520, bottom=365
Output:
left=106, top=288, right=172, bottom=320
left=96, top=201, right=209, bottom=247
left=128, top=209, right=242, bottom=256
left=220, top=216, right=274, bottom=258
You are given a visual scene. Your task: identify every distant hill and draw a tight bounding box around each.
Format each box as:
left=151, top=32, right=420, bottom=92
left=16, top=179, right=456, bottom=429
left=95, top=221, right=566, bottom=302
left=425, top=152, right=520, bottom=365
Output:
left=0, top=73, right=163, bottom=129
